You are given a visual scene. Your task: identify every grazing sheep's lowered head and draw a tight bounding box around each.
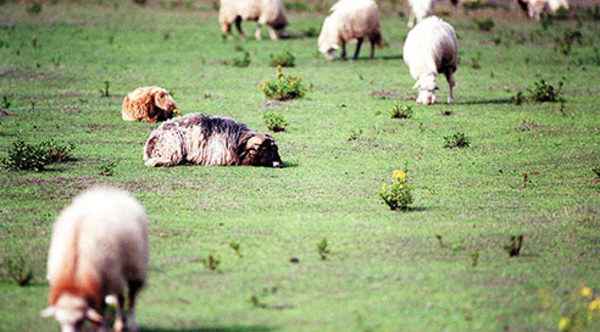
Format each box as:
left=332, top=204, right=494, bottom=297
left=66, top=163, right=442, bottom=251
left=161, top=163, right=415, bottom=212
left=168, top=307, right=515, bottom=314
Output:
left=41, top=294, right=103, bottom=332
left=122, top=86, right=178, bottom=122
left=414, top=72, right=439, bottom=105
left=237, top=132, right=282, bottom=168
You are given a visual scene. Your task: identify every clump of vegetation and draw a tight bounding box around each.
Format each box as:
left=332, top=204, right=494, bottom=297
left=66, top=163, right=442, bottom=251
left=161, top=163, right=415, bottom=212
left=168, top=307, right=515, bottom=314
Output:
left=592, top=165, right=600, bottom=179
left=388, top=102, right=413, bottom=119
left=269, top=51, right=295, bottom=67
left=476, top=18, right=495, bottom=32
left=443, top=132, right=470, bottom=149
left=259, top=66, right=306, bottom=101
left=471, top=251, right=480, bottom=267
left=284, top=1, right=310, bottom=11
left=553, top=284, right=600, bottom=331
left=462, top=0, right=483, bottom=10
left=555, top=30, right=583, bottom=55
left=26, top=2, right=42, bottom=14
left=471, top=51, right=482, bottom=69
left=263, top=112, right=288, bottom=132
left=2, top=137, right=76, bottom=171
left=302, top=27, right=319, bottom=38
left=229, top=240, right=242, bottom=258
left=317, top=238, right=331, bottom=260
left=347, top=128, right=362, bottom=141
left=202, top=254, right=221, bottom=272
left=99, top=81, right=110, bottom=97
left=1, top=95, right=10, bottom=110
left=379, top=170, right=413, bottom=211
left=528, top=79, right=564, bottom=102
left=132, top=0, right=147, bottom=5
left=503, top=235, right=523, bottom=257
left=98, top=161, right=117, bottom=177
left=228, top=51, right=251, bottom=68
left=4, top=254, right=34, bottom=286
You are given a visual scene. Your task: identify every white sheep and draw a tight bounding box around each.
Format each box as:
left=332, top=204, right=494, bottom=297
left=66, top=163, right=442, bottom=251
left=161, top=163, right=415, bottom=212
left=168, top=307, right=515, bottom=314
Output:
left=403, top=16, right=458, bottom=105
left=407, top=0, right=437, bottom=28
left=41, top=187, right=149, bottom=332
left=517, top=0, right=569, bottom=21
left=317, top=0, right=383, bottom=61
left=219, top=0, right=288, bottom=41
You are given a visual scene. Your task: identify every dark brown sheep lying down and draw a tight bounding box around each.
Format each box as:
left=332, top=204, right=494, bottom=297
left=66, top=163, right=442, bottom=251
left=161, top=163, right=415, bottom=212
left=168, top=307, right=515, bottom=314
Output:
left=144, top=113, right=282, bottom=168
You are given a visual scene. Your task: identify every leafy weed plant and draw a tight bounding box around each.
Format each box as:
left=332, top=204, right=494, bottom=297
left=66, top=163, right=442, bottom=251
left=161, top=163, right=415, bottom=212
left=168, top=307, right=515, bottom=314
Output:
left=269, top=51, right=295, bottom=67
left=2, top=137, right=75, bottom=171
left=443, top=132, right=470, bottom=149
left=389, top=102, right=413, bottom=119
left=1, top=96, right=10, bottom=110
left=317, top=238, right=331, bottom=260
left=379, top=170, right=413, bottom=211
left=263, top=112, right=288, bottom=132
left=99, top=81, right=110, bottom=97
left=504, top=235, right=523, bottom=257
left=98, top=161, right=117, bottom=177
left=202, top=254, right=221, bottom=272
left=259, top=66, right=305, bottom=101
left=476, top=18, right=495, bottom=32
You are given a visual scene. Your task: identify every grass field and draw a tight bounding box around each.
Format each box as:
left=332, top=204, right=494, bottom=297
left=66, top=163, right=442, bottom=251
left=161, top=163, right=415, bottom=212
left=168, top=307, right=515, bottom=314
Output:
left=1, top=0, right=599, bottom=331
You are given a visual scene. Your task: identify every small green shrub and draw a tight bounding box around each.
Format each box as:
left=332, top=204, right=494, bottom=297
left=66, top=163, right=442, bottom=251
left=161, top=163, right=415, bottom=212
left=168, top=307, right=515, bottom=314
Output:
left=302, top=27, right=319, bottom=38
left=528, top=79, right=564, bottom=102
left=229, top=240, right=242, bottom=258
left=592, top=165, right=600, bottom=179
left=26, top=3, right=42, bottom=14
left=462, top=0, right=483, bottom=10
left=444, top=132, right=470, bottom=149
left=269, top=51, right=295, bottom=67
left=379, top=170, right=413, bottom=211
left=317, top=238, right=330, bottom=260
left=2, top=137, right=76, bottom=171
left=347, top=129, right=362, bottom=141
left=231, top=51, right=251, bottom=68
left=99, top=81, right=110, bottom=97
left=1, top=95, right=10, bottom=109
left=263, top=112, right=288, bottom=132
left=503, top=235, right=523, bottom=257
left=388, top=102, right=413, bottom=119
left=202, top=254, right=221, bottom=272
left=98, top=161, right=117, bottom=177
left=476, top=18, right=495, bottom=32
left=259, top=66, right=305, bottom=101
left=5, top=255, right=34, bottom=286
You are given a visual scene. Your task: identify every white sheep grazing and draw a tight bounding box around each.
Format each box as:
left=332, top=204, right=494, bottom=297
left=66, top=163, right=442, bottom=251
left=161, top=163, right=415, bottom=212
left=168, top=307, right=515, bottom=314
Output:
left=407, top=0, right=437, bottom=28
left=517, top=0, right=569, bottom=21
left=317, top=0, right=382, bottom=61
left=219, top=0, right=288, bottom=41
left=403, top=16, right=458, bottom=105
left=41, top=187, right=149, bottom=332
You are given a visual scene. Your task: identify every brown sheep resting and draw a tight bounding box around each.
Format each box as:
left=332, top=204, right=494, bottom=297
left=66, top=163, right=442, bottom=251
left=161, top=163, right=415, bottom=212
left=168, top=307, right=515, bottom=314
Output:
left=121, top=86, right=178, bottom=123
left=143, top=113, right=283, bottom=168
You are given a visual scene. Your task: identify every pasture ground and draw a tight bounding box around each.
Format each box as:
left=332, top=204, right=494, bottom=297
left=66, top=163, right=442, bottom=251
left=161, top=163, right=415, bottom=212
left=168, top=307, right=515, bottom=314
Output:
left=0, top=1, right=599, bottom=331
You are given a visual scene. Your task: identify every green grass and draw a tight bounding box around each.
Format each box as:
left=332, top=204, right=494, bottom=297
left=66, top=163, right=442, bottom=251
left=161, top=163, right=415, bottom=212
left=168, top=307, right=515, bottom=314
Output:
left=1, top=1, right=600, bottom=331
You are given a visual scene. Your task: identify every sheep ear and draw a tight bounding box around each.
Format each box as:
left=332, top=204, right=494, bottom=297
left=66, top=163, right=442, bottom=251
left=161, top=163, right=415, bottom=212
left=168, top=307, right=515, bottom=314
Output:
left=236, top=132, right=253, bottom=155
left=331, top=44, right=339, bottom=50
left=86, top=308, right=103, bottom=324
left=40, top=306, right=55, bottom=318
left=434, top=83, right=440, bottom=90
left=412, top=82, right=420, bottom=89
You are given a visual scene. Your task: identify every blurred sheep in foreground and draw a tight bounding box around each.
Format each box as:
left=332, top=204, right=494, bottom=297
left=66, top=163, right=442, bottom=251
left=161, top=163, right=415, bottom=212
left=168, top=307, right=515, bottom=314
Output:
left=144, top=113, right=282, bottom=168
left=42, top=187, right=149, bottom=332
left=219, top=0, right=288, bottom=40
left=318, top=0, right=382, bottom=61
left=122, top=86, right=178, bottom=123
left=403, top=16, right=458, bottom=105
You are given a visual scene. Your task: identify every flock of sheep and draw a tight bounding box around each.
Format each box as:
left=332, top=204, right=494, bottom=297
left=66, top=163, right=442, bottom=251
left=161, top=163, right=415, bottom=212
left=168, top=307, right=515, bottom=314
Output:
left=40, top=0, right=571, bottom=331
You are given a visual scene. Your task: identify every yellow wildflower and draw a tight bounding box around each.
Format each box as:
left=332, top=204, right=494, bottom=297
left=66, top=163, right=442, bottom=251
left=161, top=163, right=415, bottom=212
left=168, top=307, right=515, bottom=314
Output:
left=589, top=298, right=600, bottom=311
left=581, top=286, right=593, bottom=299
left=392, top=170, right=406, bottom=181
left=173, top=109, right=181, bottom=117
left=558, top=317, right=570, bottom=330
left=381, top=183, right=386, bottom=191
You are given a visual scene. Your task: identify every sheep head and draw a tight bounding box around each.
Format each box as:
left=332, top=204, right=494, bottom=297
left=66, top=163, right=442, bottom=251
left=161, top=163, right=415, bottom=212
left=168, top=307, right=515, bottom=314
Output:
left=237, top=132, right=282, bottom=168
left=41, top=294, right=103, bottom=332
left=317, top=16, right=340, bottom=61
left=413, top=73, right=439, bottom=105
left=151, top=87, right=178, bottom=121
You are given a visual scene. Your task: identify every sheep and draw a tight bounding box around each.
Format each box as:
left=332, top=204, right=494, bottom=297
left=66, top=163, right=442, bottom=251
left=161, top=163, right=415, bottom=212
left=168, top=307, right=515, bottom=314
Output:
left=121, top=86, right=178, bottom=123
left=517, top=0, right=569, bottom=21
left=144, top=113, right=282, bottom=168
left=317, top=0, right=383, bottom=61
left=403, top=16, right=458, bottom=105
left=406, top=0, right=437, bottom=28
left=219, top=0, right=288, bottom=41
left=41, top=187, right=149, bottom=332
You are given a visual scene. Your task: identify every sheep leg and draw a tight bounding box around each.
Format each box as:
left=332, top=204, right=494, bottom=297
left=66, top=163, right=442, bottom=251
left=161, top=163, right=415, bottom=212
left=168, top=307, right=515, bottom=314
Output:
left=222, top=22, right=233, bottom=41
left=267, top=25, right=279, bottom=40
left=340, top=43, right=347, bottom=60
left=446, top=70, right=456, bottom=104
left=353, top=37, right=363, bottom=60
left=127, top=280, right=144, bottom=332
left=369, top=38, right=376, bottom=59
left=255, top=23, right=263, bottom=41
left=113, top=294, right=126, bottom=332
left=234, top=17, right=247, bottom=41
